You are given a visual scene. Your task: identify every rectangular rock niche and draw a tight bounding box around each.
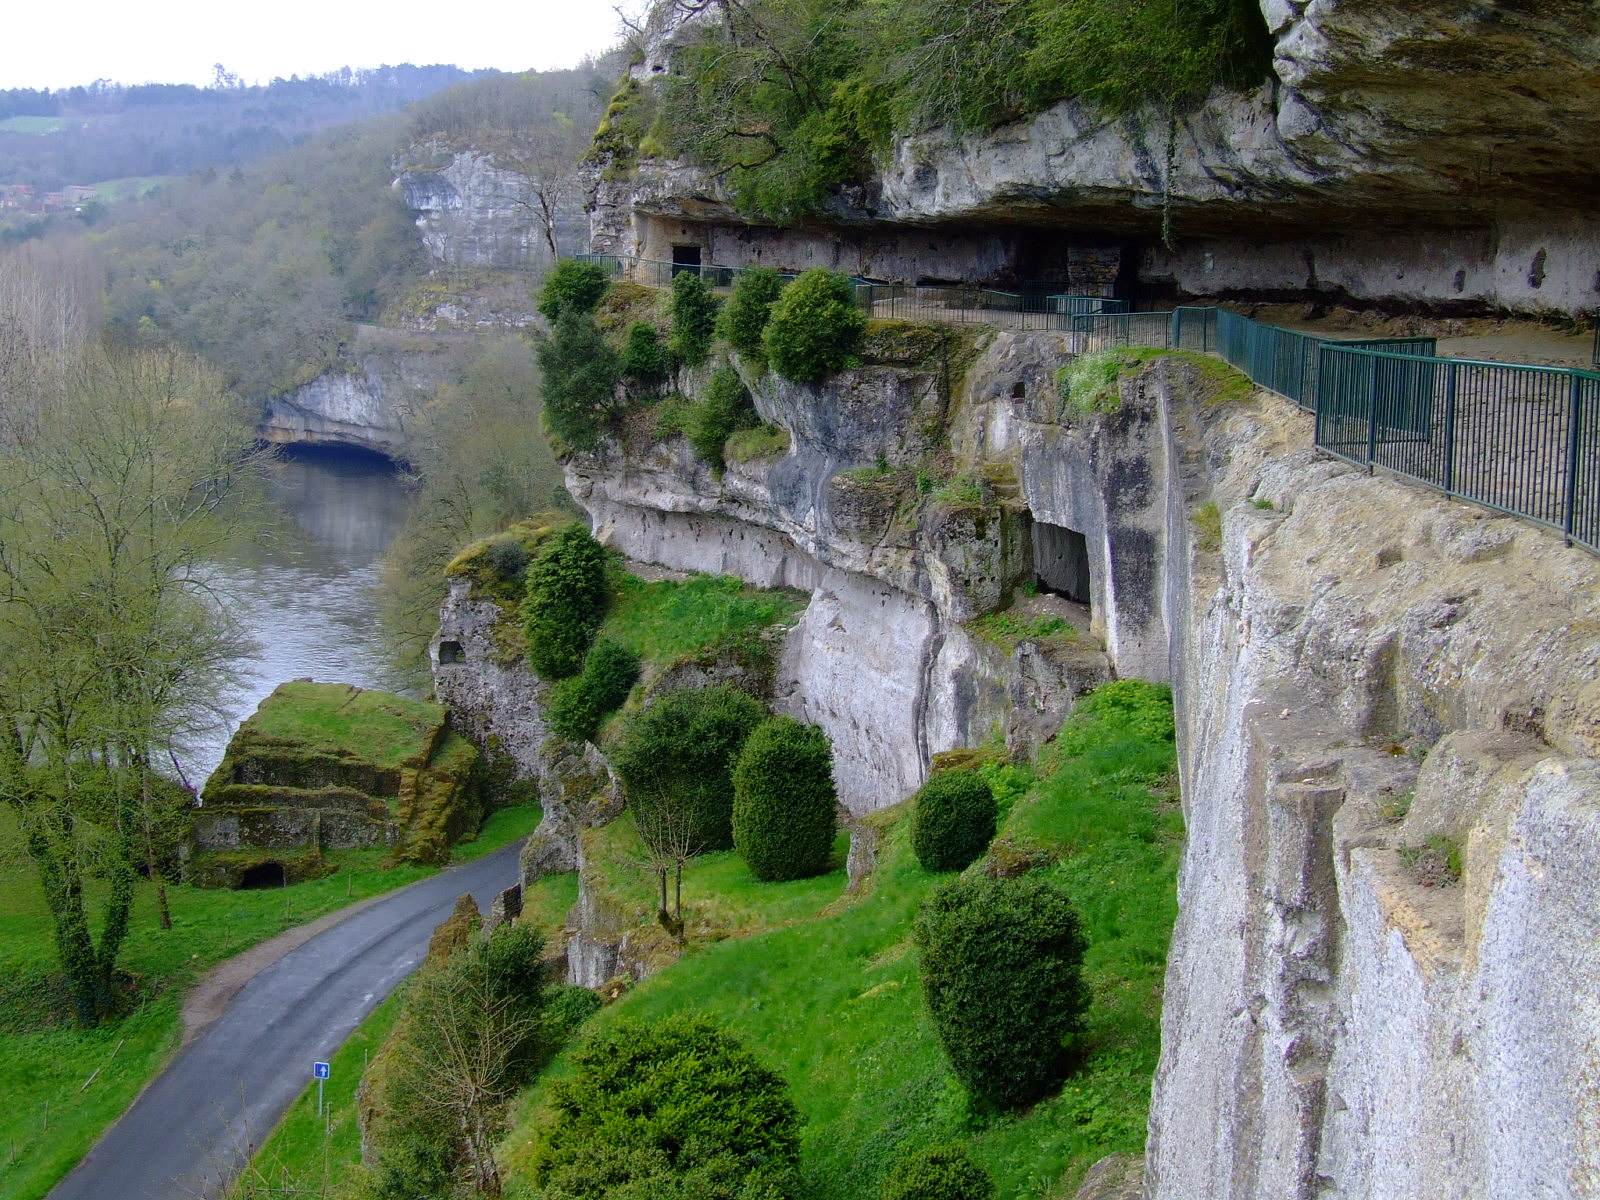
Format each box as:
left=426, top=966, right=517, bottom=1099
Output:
left=1034, top=521, right=1093, bottom=607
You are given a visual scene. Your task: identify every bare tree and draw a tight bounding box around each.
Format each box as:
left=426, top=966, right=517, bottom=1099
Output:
left=631, top=788, right=703, bottom=943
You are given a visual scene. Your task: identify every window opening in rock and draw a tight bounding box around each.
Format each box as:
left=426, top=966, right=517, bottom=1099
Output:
left=1034, top=521, right=1093, bottom=608
left=237, top=861, right=287, bottom=890
left=438, top=639, right=465, bottom=665
left=671, top=244, right=702, bottom=277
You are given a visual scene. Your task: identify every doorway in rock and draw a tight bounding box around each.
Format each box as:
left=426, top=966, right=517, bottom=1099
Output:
left=237, top=861, right=287, bottom=889
left=671, top=244, right=702, bottom=277
left=1034, top=521, right=1093, bottom=607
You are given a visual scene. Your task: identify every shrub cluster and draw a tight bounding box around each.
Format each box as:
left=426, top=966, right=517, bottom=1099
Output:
left=688, top=364, right=759, bottom=470
left=611, top=684, right=767, bottom=853
left=718, top=267, right=788, bottom=363
left=521, top=526, right=610, bottom=679
left=621, top=320, right=671, bottom=386
left=910, top=768, right=997, bottom=872
left=668, top=270, right=720, bottom=368
left=882, top=1144, right=995, bottom=1200
left=732, top=716, right=837, bottom=882
left=538, top=309, right=621, bottom=452
left=763, top=268, right=865, bottom=384
left=547, top=638, right=641, bottom=743
left=539, top=260, right=611, bottom=322
left=530, top=1015, right=802, bottom=1199
left=914, top=871, right=1088, bottom=1108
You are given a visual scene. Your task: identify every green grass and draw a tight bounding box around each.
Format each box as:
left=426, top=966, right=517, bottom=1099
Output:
left=600, top=570, right=806, bottom=668
left=88, top=175, right=178, bottom=202
left=502, top=683, right=1180, bottom=1199
left=1191, top=502, right=1222, bottom=554
left=967, top=611, right=1075, bottom=651
left=0, top=116, right=69, bottom=134
left=0, top=803, right=540, bottom=1200
left=724, top=423, right=791, bottom=463
left=240, top=681, right=451, bottom=770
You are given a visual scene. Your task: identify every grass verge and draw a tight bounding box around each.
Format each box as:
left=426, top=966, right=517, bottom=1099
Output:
left=0, top=803, right=540, bottom=1200
left=600, top=570, right=806, bottom=668
left=502, top=683, right=1179, bottom=1199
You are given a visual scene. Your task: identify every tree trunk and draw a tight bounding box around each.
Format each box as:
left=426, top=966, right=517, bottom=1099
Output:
left=139, top=756, right=171, bottom=930
left=26, top=817, right=108, bottom=1025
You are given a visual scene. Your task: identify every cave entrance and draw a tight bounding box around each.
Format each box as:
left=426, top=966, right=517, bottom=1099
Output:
left=438, top=639, right=465, bottom=665
left=671, top=244, right=702, bottom=277
left=236, top=861, right=287, bottom=890
left=1034, top=521, right=1093, bottom=608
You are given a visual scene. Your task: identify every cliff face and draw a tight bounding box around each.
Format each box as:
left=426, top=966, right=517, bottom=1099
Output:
left=397, top=141, right=587, bottom=271
left=441, top=326, right=1598, bottom=1193
left=259, top=326, right=468, bottom=458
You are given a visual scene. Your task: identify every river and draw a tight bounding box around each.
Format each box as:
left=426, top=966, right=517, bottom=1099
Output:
left=182, top=447, right=416, bottom=786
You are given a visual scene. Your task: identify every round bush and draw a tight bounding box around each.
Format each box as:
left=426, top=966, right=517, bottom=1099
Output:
left=732, top=716, right=837, bottom=882
left=611, top=684, right=767, bottom=853
left=688, top=365, right=757, bottom=470
left=621, top=321, right=670, bottom=386
left=539, top=260, right=611, bottom=321
left=537, top=309, right=621, bottom=452
left=530, top=1015, right=801, bottom=1199
left=547, top=638, right=641, bottom=743
left=521, top=525, right=610, bottom=680
left=910, top=769, right=996, bottom=872
left=914, top=871, right=1088, bottom=1108
left=668, top=270, right=719, bottom=368
left=718, top=267, right=787, bottom=362
left=882, top=1144, right=994, bottom=1200
left=762, top=268, right=865, bottom=384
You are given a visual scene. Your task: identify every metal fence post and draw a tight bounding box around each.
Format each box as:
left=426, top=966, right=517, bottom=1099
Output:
left=1365, top=357, right=1380, bottom=472
left=1443, top=362, right=1458, bottom=498
left=1564, top=371, right=1583, bottom=544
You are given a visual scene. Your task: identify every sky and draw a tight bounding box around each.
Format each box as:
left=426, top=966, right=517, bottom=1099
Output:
left=1, top=0, right=636, bottom=90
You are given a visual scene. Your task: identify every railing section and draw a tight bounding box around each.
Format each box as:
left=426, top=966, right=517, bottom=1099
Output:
left=1318, top=347, right=1599, bottom=551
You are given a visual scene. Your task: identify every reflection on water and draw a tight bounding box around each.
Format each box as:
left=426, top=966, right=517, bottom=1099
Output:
left=181, top=447, right=415, bottom=786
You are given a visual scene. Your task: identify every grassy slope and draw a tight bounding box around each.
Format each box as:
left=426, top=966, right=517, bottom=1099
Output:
left=241, top=681, right=450, bottom=769
left=0, top=804, right=541, bottom=1200
left=599, top=570, right=806, bottom=665
left=503, top=686, right=1180, bottom=1199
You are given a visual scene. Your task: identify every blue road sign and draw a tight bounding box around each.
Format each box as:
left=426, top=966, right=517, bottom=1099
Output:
left=313, top=1061, right=331, bottom=1080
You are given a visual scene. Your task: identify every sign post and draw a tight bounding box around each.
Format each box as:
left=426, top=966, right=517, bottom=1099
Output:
left=314, top=1061, right=331, bottom=1117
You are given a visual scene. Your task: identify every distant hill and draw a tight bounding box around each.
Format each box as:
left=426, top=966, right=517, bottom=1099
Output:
left=0, top=66, right=501, bottom=192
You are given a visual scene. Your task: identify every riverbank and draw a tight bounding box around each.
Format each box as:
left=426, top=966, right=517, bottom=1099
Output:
left=0, top=804, right=540, bottom=1200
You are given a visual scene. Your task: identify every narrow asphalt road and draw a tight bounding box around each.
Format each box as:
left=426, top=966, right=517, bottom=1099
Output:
left=48, top=841, right=525, bottom=1200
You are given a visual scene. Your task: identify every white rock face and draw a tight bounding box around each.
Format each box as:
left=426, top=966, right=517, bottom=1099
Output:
left=261, top=369, right=408, bottom=458
left=1137, top=365, right=1600, bottom=1199
left=398, top=146, right=584, bottom=270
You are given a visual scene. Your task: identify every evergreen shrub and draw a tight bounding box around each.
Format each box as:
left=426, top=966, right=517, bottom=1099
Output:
left=537, top=310, right=620, bottom=452
left=621, top=321, right=671, bottom=386
left=611, top=684, right=767, bottom=853
left=718, top=267, right=787, bottom=363
left=762, top=268, right=865, bottom=383
left=688, top=365, right=758, bottom=470
left=910, top=768, right=996, bottom=872
left=914, top=871, right=1088, bottom=1108
left=521, top=526, right=610, bottom=680
left=668, top=270, right=719, bottom=367
left=732, top=716, right=837, bottom=881
left=881, top=1144, right=995, bottom=1200
left=529, top=1015, right=801, bottom=1199
left=539, top=260, right=611, bottom=322
left=547, top=638, right=641, bottom=742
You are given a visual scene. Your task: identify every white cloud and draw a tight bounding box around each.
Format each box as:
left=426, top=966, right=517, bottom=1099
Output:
left=4, top=0, right=630, bottom=89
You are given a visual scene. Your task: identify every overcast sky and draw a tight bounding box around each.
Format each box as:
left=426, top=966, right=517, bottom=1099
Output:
left=3, top=0, right=635, bottom=90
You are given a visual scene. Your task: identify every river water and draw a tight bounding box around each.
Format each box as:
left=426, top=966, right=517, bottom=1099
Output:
left=181, top=447, right=415, bottom=786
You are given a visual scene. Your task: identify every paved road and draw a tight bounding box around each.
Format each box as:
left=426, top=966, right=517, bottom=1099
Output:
left=49, top=842, right=525, bottom=1200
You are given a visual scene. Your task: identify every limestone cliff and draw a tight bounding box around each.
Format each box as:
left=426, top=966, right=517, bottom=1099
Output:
left=449, top=326, right=1598, bottom=1194
left=593, top=0, right=1600, bottom=316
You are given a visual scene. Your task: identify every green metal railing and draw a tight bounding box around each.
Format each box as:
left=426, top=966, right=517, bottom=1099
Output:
left=1317, top=347, right=1599, bottom=551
